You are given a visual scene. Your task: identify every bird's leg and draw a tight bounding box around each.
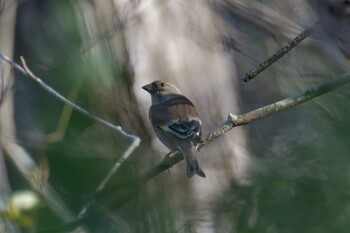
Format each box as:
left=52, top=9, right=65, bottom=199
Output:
left=191, top=135, right=204, bottom=151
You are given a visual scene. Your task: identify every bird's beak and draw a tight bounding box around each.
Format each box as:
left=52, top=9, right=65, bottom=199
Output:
left=142, top=83, right=152, bottom=93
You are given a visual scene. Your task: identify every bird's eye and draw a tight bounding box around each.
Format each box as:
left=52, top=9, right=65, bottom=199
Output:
left=160, top=82, right=165, bottom=87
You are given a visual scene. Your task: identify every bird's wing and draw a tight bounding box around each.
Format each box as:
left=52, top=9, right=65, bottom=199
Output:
left=150, top=94, right=202, bottom=142
left=162, top=119, right=201, bottom=139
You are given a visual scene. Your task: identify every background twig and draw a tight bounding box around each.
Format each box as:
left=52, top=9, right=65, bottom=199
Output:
left=243, top=25, right=316, bottom=82
left=19, top=56, right=139, bottom=144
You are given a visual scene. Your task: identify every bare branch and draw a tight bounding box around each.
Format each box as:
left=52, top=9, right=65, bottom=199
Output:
left=144, top=72, right=350, bottom=178
left=243, top=25, right=316, bottom=82
left=0, top=52, right=141, bottom=230
left=77, top=138, right=140, bottom=218
left=0, top=52, right=139, bottom=143
left=19, top=56, right=139, bottom=144
left=0, top=53, right=140, bottom=160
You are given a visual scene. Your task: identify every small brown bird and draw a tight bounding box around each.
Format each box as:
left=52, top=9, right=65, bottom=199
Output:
left=142, top=80, right=205, bottom=178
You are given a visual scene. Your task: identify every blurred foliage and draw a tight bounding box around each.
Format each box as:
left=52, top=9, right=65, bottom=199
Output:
left=3, top=0, right=350, bottom=232
left=5, top=190, right=43, bottom=229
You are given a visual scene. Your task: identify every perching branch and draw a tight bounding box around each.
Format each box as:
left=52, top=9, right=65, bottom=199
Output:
left=143, top=72, right=350, bottom=179
left=243, top=25, right=315, bottom=82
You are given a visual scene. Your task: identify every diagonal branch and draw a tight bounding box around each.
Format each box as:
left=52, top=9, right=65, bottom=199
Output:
left=20, top=56, right=139, bottom=144
left=144, top=72, right=350, bottom=179
left=0, top=52, right=139, bottom=144
left=243, top=25, right=316, bottom=82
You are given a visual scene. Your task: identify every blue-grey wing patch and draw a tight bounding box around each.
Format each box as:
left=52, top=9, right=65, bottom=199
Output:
left=163, top=120, right=202, bottom=145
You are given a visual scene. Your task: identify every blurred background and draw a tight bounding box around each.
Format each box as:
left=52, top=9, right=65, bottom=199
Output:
left=0, top=0, right=350, bottom=232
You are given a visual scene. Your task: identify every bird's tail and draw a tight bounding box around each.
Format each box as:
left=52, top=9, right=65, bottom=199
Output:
left=182, top=147, right=206, bottom=178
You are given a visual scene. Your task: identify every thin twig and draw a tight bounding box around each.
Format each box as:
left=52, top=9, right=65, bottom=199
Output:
left=0, top=52, right=139, bottom=143
left=19, top=56, right=138, bottom=143
left=243, top=25, right=315, bottom=82
left=77, top=138, right=140, bottom=218
left=19, top=55, right=141, bottom=187
left=0, top=52, right=141, bottom=229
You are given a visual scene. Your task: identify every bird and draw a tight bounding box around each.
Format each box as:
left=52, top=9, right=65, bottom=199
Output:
left=142, top=80, right=206, bottom=178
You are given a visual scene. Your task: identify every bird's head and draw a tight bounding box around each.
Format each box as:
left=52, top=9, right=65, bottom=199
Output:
left=142, top=80, right=182, bottom=96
